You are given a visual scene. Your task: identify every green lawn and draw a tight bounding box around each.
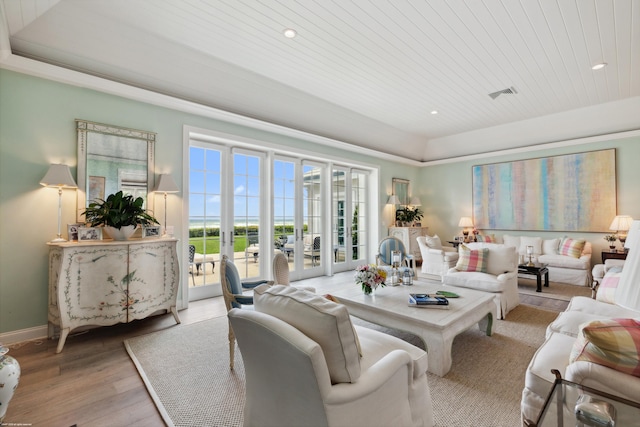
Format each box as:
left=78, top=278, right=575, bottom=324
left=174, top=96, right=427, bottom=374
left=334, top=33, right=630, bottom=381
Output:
left=189, top=236, right=249, bottom=254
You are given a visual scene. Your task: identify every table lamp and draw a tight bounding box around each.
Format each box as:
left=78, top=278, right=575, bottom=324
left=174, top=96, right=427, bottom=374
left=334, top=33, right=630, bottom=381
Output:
left=458, top=217, right=474, bottom=241
left=40, top=164, right=78, bottom=242
left=154, top=174, right=179, bottom=236
left=609, top=215, right=633, bottom=251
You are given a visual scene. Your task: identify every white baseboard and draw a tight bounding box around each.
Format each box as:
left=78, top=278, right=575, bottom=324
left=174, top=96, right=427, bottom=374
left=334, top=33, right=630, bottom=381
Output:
left=0, top=325, right=48, bottom=345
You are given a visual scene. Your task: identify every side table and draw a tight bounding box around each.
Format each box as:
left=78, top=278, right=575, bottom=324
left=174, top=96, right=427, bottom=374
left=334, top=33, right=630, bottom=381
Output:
left=526, top=370, right=640, bottom=426
left=601, top=250, right=627, bottom=263
left=518, top=262, right=549, bottom=292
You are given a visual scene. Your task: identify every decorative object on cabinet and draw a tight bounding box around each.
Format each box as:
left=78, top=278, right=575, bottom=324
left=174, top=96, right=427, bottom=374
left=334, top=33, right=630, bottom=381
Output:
left=0, top=344, right=20, bottom=423
left=82, top=191, right=159, bottom=240
left=40, top=164, right=78, bottom=242
left=48, top=239, right=181, bottom=353
left=458, top=217, right=474, bottom=239
left=609, top=215, right=633, bottom=249
left=396, top=206, right=423, bottom=227
left=388, top=226, right=429, bottom=261
left=153, top=174, right=179, bottom=236
left=143, top=225, right=161, bottom=238
left=76, top=119, right=156, bottom=222
left=67, top=223, right=82, bottom=241
left=78, top=226, right=102, bottom=241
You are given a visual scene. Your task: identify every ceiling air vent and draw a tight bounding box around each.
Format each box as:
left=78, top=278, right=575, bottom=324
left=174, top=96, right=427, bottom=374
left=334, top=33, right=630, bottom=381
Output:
left=488, top=86, right=518, bottom=100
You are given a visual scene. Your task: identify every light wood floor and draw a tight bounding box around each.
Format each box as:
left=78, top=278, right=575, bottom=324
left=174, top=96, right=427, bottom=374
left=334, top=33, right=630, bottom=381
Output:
left=4, top=279, right=568, bottom=427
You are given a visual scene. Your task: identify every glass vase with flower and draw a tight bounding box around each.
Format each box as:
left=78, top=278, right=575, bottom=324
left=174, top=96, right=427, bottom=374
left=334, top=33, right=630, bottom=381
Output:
left=354, top=264, right=387, bottom=295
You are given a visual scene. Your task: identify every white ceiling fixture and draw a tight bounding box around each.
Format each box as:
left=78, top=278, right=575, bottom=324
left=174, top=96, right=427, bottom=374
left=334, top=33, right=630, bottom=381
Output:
left=283, top=28, right=297, bottom=38
left=430, top=110, right=439, bottom=115
left=488, top=86, right=518, bottom=100
left=592, top=62, right=607, bottom=70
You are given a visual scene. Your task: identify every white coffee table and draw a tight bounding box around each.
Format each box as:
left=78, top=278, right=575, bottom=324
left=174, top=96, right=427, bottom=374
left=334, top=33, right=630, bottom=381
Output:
left=326, top=279, right=497, bottom=377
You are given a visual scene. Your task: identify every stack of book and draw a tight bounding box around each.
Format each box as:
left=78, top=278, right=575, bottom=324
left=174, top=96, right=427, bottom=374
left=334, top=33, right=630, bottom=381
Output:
left=408, top=293, right=450, bottom=309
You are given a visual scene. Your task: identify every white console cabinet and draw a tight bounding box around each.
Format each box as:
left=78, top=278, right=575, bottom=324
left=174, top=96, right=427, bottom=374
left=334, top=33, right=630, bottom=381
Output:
left=388, top=227, right=429, bottom=261
left=48, top=238, right=181, bottom=353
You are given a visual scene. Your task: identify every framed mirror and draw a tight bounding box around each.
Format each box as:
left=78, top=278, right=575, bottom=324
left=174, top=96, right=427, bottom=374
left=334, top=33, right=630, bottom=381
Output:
left=392, top=178, right=410, bottom=206
left=76, top=119, right=155, bottom=221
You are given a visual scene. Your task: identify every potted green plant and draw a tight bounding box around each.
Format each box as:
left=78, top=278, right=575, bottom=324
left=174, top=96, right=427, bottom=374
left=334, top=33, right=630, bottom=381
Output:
left=83, top=191, right=159, bottom=240
left=395, top=207, right=423, bottom=226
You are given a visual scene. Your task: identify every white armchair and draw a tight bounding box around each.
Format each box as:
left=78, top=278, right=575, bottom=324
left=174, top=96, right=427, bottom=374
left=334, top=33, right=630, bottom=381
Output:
left=228, top=284, right=435, bottom=427
left=416, top=235, right=459, bottom=281
left=443, top=243, right=519, bottom=319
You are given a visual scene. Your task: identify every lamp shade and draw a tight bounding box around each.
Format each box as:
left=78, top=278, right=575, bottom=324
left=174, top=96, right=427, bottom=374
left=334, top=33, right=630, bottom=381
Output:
left=624, top=220, right=640, bottom=250
left=458, top=217, right=474, bottom=228
left=154, top=174, right=179, bottom=193
left=387, top=195, right=400, bottom=205
left=40, top=164, right=77, bottom=188
left=609, top=215, right=633, bottom=232
left=409, top=196, right=422, bottom=206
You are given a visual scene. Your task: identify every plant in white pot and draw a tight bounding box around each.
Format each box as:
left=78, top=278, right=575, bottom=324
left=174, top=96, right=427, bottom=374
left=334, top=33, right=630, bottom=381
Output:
left=82, top=191, right=159, bottom=240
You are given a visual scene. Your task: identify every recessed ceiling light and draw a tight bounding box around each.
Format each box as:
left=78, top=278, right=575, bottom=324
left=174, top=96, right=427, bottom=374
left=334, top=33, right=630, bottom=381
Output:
left=431, top=110, right=439, bottom=115
left=592, top=62, right=607, bottom=70
left=283, top=28, right=297, bottom=38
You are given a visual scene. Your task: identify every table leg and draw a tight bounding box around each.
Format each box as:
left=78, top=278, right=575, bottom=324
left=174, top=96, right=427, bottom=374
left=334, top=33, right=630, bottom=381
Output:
left=544, top=270, right=549, bottom=287
left=536, top=273, right=542, bottom=292
left=478, top=312, right=494, bottom=336
left=419, top=332, right=453, bottom=377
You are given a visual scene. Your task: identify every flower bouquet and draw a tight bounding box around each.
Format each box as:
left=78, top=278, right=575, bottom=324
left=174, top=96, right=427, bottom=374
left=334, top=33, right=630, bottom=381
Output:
left=355, top=264, right=387, bottom=295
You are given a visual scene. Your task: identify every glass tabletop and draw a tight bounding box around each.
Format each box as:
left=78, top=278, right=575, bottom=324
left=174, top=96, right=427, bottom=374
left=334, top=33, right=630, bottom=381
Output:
left=532, top=376, right=640, bottom=427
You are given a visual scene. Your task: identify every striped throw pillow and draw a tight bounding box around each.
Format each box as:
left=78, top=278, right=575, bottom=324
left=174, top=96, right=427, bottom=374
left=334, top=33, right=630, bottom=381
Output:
left=570, top=318, right=640, bottom=377
left=476, top=234, right=496, bottom=243
left=559, top=237, right=586, bottom=258
left=455, top=244, right=488, bottom=273
left=596, top=271, right=623, bottom=304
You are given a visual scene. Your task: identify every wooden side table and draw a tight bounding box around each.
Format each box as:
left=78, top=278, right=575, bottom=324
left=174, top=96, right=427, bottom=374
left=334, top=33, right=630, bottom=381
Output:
left=601, top=250, right=627, bottom=263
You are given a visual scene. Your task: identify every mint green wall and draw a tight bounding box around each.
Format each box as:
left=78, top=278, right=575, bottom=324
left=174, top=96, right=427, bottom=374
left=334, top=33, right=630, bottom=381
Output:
left=0, top=69, right=417, bottom=334
left=417, top=138, right=640, bottom=266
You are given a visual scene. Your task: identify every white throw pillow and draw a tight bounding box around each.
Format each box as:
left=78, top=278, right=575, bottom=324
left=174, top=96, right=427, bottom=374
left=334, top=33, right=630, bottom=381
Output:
left=520, top=236, right=543, bottom=255
left=502, top=235, right=520, bottom=250
left=425, top=234, right=443, bottom=249
left=253, top=284, right=361, bottom=384
left=542, top=238, right=560, bottom=255
left=465, top=243, right=516, bottom=276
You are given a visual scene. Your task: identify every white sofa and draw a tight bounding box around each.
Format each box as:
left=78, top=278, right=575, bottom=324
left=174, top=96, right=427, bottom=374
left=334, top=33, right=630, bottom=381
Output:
left=520, top=222, right=640, bottom=425
left=443, top=242, right=519, bottom=319
left=492, top=235, right=592, bottom=287
left=416, top=235, right=459, bottom=281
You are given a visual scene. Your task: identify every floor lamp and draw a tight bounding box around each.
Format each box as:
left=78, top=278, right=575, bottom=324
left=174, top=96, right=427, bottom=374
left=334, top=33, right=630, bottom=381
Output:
left=40, top=164, right=78, bottom=242
left=154, top=174, right=179, bottom=237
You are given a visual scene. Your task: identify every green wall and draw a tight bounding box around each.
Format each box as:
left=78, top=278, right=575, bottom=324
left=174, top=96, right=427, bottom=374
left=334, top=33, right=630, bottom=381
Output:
left=417, top=138, right=640, bottom=265
left=0, top=69, right=416, bottom=335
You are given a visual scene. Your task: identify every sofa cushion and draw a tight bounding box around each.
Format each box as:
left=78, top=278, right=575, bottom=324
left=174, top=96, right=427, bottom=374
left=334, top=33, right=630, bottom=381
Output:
left=559, top=237, right=586, bottom=258
left=466, top=242, right=516, bottom=276
left=520, top=236, right=542, bottom=255
left=455, top=244, right=488, bottom=273
left=444, top=270, right=510, bottom=292
left=476, top=233, right=496, bottom=243
left=254, top=284, right=361, bottom=384
left=596, top=271, right=623, bottom=304
left=542, top=238, right=560, bottom=255
left=570, top=318, right=640, bottom=378
left=524, top=332, right=576, bottom=400
left=537, top=254, right=590, bottom=270
left=425, top=234, right=443, bottom=249
left=503, top=235, right=520, bottom=250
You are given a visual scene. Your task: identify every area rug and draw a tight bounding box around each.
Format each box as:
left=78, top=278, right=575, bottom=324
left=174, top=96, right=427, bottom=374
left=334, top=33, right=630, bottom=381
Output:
left=126, top=305, right=558, bottom=427
left=517, top=278, right=592, bottom=301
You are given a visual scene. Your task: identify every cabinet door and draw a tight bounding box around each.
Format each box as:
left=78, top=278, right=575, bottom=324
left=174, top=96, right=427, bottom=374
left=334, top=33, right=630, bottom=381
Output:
left=127, top=241, right=179, bottom=321
left=58, top=245, right=129, bottom=330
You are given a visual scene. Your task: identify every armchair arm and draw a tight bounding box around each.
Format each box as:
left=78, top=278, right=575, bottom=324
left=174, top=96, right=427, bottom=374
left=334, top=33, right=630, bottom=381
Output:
left=232, top=294, right=254, bottom=305
left=324, top=349, right=414, bottom=403
left=565, top=361, right=640, bottom=402
left=241, top=279, right=274, bottom=290
left=496, top=271, right=517, bottom=282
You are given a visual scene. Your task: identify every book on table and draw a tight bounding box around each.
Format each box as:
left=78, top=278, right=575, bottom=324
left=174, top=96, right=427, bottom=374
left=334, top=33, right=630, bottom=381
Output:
left=408, top=294, right=450, bottom=309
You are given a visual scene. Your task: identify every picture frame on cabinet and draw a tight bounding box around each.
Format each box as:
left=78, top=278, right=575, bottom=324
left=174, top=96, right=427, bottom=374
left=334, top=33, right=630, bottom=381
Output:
left=78, top=226, right=102, bottom=241
left=67, top=223, right=84, bottom=241
left=143, top=225, right=161, bottom=238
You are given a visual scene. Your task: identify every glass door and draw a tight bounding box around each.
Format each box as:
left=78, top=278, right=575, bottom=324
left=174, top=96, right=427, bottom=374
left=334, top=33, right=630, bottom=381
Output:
left=301, top=163, right=325, bottom=276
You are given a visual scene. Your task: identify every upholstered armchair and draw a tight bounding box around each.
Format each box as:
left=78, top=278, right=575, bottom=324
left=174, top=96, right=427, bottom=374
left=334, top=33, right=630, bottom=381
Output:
left=228, top=284, right=434, bottom=427
left=272, top=252, right=316, bottom=293
left=416, top=235, right=459, bottom=281
left=376, top=236, right=415, bottom=279
left=443, top=243, right=519, bottom=319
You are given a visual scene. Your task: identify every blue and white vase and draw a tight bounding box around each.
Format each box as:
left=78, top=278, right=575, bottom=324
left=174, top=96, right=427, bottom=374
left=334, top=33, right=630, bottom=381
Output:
left=0, top=345, right=20, bottom=422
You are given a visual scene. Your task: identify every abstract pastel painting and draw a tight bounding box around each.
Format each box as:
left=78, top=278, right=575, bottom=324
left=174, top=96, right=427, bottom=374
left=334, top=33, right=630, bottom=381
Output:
left=473, top=149, right=616, bottom=231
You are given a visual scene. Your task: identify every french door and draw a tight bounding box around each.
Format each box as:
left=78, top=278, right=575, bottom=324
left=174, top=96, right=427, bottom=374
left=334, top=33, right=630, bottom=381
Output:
left=188, top=142, right=267, bottom=301
left=332, top=167, right=368, bottom=272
